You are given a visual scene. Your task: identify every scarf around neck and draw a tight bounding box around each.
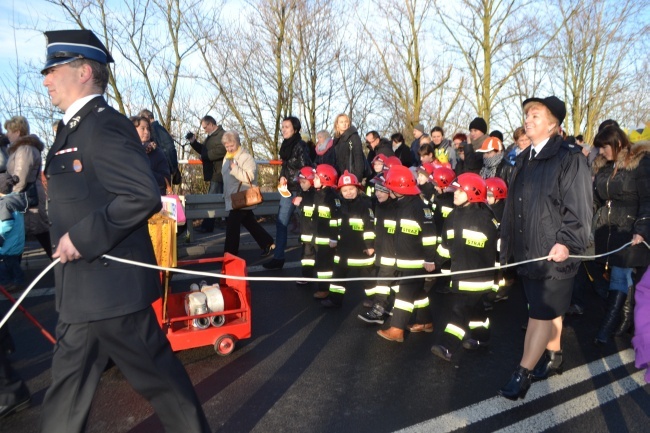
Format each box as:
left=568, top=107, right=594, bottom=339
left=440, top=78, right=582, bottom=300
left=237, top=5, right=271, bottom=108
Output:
left=279, top=133, right=301, bottom=161
left=480, top=152, right=503, bottom=179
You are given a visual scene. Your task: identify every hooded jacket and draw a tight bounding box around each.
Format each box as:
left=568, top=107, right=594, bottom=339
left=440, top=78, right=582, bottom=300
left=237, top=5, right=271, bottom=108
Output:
left=500, top=135, right=592, bottom=280
left=592, top=141, right=650, bottom=268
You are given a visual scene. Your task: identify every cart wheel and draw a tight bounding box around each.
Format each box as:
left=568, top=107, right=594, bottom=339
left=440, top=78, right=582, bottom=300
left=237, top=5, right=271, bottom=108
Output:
left=214, top=335, right=236, bottom=356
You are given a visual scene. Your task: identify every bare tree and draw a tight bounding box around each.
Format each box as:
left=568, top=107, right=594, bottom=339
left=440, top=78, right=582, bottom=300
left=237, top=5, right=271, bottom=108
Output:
left=433, top=0, right=568, bottom=129
left=551, top=0, right=649, bottom=142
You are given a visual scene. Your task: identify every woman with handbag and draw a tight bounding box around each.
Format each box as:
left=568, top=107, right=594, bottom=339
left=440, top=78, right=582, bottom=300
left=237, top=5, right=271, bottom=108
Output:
left=222, top=130, right=275, bottom=256
left=4, top=116, right=52, bottom=259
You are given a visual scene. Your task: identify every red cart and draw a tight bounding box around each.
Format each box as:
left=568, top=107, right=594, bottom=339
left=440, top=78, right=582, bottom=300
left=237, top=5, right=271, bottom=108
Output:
left=152, top=253, right=252, bottom=356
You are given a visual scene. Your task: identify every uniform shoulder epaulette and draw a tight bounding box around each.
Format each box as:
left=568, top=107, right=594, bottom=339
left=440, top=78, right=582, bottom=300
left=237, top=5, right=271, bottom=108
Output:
left=561, top=142, right=583, bottom=155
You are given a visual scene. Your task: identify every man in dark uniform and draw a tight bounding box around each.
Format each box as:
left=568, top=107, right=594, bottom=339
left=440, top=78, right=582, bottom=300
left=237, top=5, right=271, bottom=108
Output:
left=40, top=30, right=210, bottom=432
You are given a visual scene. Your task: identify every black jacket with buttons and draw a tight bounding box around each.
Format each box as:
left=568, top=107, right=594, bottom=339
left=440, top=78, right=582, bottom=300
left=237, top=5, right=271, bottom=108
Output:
left=45, top=96, right=162, bottom=323
left=500, top=135, right=592, bottom=280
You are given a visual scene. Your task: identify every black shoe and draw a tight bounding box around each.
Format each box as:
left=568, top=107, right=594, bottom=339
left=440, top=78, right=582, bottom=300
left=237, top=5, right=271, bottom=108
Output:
left=531, top=349, right=563, bottom=381
left=261, top=244, right=275, bottom=257
left=321, top=299, right=342, bottom=308
left=358, top=304, right=389, bottom=324
left=462, top=338, right=490, bottom=350
left=362, top=298, right=374, bottom=308
left=498, top=366, right=532, bottom=400
left=263, top=258, right=284, bottom=270
left=431, top=345, right=452, bottom=362
left=0, top=394, right=30, bottom=420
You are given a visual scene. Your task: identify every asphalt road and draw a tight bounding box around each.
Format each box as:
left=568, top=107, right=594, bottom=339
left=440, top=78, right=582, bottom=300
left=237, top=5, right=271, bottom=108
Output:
left=2, top=232, right=648, bottom=433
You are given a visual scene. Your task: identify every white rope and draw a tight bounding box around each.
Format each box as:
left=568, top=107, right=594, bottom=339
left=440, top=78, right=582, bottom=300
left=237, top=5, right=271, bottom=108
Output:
left=0, top=259, right=60, bottom=329
left=2, top=240, right=648, bottom=329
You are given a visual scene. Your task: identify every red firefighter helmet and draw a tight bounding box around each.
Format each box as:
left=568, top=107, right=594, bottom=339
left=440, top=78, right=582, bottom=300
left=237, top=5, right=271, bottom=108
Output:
left=296, top=166, right=316, bottom=185
left=384, top=165, right=420, bottom=195
left=383, top=156, right=402, bottom=170
left=417, top=163, right=436, bottom=178
left=432, top=167, right=456, bottom=188
left=431, top=159, right=443, bottom=169
left=315, top=164, right=338, bottom=187
left=372, top=154, right=389, bottom=165
left=485, top=177, right=508, bottom=200
left=452, top=173, right=487, bottom=203
left=337, top=170, right=361, bottom=189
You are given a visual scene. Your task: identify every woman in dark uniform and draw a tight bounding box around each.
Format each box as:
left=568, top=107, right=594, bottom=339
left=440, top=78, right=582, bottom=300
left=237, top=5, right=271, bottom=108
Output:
left=498, top=96, right=592, bottom=400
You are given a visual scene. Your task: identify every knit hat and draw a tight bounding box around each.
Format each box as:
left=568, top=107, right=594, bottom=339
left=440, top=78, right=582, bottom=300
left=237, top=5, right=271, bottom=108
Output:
left=489, top=130, right=504, bottom=143
left=414, top=123, right=425, bottom=134
left=469, top=117, right=487, bottom=134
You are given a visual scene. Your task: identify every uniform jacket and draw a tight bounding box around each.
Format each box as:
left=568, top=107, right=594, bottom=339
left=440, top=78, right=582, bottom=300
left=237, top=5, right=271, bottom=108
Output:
left=374, top=197, right=397, bottom=268
left=500, top=135, right=592, bottom=280
left=45, top=96, right=162, bottom=324
left=335, top=193, right=375, bottom=265
left=592, top=142, right=650, bottom=268
left=390, top=194, right=436, bottom=270
left=436, top=203, right=499, bottom=293
left=632, top=265, right=650, bottom=383
left=433, top=191, right=454, bottom=243
left=297, top=188, right=316, bottom=244
left=311, top=186, right=340, bottom=246
left=222, top=147, right=259, bottom=212
left=334, top=126, right=365, bottom=180
left=206, top=126, right=226, bottom=183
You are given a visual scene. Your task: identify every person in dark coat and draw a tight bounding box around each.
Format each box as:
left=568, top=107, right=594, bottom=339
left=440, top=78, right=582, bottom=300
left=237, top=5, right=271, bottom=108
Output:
left=0, top=321, right=30, bottom=419
left=263, top=115, right=312, bottom=270
left=138, top=109, right=179, bottom=182
left=591, top=126, right=650, bottom=345
left=498, top=96, right=592, bottom=401
left=391, top=132, right=413, bottom=168
left=365, top=130, right=394, bottom=164
left=332, top=113, right=365, bottom=180
left=130, top=116, right=171, bottom=195
left=39, top=29, right=209, bottom=432
left=410, top=123, right=425, bottom=166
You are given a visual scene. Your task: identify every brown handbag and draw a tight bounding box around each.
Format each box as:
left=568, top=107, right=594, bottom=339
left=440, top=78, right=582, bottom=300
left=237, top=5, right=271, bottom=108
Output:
left=230, top=172, right=263, bottom=210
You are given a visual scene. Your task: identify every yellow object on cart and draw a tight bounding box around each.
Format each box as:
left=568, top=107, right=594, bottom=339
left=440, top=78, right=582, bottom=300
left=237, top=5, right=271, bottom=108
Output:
left=148, top=213, right=177, bottom=268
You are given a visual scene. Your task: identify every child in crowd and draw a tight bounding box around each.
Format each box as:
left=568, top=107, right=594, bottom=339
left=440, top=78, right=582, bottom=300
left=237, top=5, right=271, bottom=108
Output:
left=323, top=171, right=376, bottom=308
left=483, top=177, right=510, bottom=309
left=359, top=174, right=397, bottom=324
left=429, top=167, right=457, bottom=294
left=0, top=173, right=26, bottom=292
left=293, top=167, right=317, bottom=285
left=431, top=173, right=499, bottom=361
left=418, top=143, right=436, bottom=164
left=376, top=165, right=437, bottom=342
left=365, top=154, right=388, bottom=200
left=311, top=164, right=341, bottom=300
left=417, top=163, right=437, bottom=203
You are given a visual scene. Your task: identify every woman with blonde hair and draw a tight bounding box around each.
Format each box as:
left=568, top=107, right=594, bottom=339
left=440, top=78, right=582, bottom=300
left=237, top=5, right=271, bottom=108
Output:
left=4, top=116, right=52, bottom=258
left=498, top=97, right=592, bottom=400
left=332, top=113, right=365, bottom=180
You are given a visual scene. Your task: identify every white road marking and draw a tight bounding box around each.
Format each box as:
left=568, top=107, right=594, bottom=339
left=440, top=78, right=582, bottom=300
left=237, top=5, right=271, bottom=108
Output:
left=397, top=349, right=639, bottom=433
left=495, top=370, right=647, bottom=433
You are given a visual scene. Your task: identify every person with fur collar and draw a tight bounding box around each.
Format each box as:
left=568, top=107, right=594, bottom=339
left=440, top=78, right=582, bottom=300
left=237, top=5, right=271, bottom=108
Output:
left=592, top=127, right=650, bottom=346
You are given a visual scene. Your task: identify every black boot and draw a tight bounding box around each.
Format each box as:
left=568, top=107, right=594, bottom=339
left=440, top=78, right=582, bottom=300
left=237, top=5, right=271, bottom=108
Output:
left=594, top=290, right=627, bottom=345
left=263, top=258, right=285, bottom=270
left=530, top=349, right=563, bottom=381
left=614, top=285, right=635, bottom=337
left=498, top=366, right=532, bottom=400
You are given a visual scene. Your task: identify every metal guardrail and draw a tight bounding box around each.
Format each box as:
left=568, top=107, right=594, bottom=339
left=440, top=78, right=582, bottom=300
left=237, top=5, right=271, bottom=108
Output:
left=184, top=192, right=283, bottom=241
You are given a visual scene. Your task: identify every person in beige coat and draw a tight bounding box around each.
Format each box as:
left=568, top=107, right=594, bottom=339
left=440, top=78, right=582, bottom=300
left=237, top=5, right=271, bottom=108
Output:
left=222, top=130, right=275, bottom=256
left=4, top=116, right=52, bottom=258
